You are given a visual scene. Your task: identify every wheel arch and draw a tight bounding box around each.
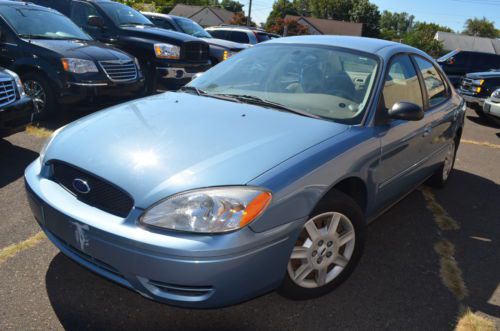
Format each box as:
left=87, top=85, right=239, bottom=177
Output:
left=314, top=176, right=368, bottom=216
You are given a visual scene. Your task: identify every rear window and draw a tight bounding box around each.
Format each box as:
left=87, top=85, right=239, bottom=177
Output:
left=208, top=29, right=227, bottom=39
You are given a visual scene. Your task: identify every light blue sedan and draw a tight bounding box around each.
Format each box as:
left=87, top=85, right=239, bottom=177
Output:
left=25, top=36, right=465, bottom=308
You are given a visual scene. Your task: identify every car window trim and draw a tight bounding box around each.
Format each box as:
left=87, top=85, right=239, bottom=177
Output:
left=411, top=54, right=451, bottom=111
left=375, top=52, right=425, bottom=124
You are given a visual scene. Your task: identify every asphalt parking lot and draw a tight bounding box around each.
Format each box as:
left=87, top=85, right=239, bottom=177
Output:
left=0, top=107, right=499, bottom=330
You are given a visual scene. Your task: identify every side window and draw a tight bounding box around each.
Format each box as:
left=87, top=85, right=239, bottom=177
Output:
left=414, top=56, right=448, bottom=108
left=150, top=17, right=174, bottom=30
left=452, top=52, right=468, bottom=66
left=382, top=55, right=423, bottom=111
left=229, top=31, right=250, bottom=44
left=208, top=30, right=227, bottom=39
left=70, top=1, right=101, bottom=28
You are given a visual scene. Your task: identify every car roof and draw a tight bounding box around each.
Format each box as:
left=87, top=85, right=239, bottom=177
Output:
left=265, top=35, right=417, bottom=55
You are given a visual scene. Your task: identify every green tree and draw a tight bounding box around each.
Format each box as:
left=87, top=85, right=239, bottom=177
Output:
left=403, top=22, right=452, bottom=57
left=301, top=0, right=380, bottom=37
left=220, top=0, right=244, bottom=13
left=463, top=17, right=498, bottom=38
left=229, top=11, right=256, bottom=26
left=265, top=0, right=299, bottom=30
left=379, top=10, right=414, bottom=40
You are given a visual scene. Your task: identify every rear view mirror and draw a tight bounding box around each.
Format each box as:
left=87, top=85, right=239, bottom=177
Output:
left=388, top=102, right=424, bottom=121
left=88, top=15, right=105, bottom=29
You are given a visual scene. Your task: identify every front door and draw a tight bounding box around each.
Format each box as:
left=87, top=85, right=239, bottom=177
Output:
left=374, top=54, right=428, bottom=210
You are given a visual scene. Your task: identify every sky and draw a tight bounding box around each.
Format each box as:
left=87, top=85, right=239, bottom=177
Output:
left=249, top=0, right=500, bottom=32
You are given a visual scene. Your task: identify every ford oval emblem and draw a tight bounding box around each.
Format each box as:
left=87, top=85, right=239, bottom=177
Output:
left=72, top=178, right=91, bottom=194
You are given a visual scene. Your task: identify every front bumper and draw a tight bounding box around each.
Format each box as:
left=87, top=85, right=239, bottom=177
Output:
left=0, top=96, right=33, bottom=137
left=483, top=99, right=500, bottom=119
left=457, top=89, right=485, bottom=107
left=154, top=62, right=211, bottom=91
left=58, top=79, right=145, bottom=107
left=24, top=160, right=302, bottom=308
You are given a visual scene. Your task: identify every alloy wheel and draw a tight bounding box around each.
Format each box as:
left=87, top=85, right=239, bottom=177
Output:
left=442, top=140, right=456, bottom=181
left=287, top=212, right=356, bottom=289
left=23, top=80, right=46, bottom=114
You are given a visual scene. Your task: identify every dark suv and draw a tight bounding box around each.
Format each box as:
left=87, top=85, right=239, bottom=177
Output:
left=142, top=13, right=248, bottom=65
left=458, top=70, right=500, bottom=116
left=33, top=0, right=210, bottom=92
left=437, top=50, right=500, bottom=87
left=0, top=1, right=144, bottom=118
left=0, top=67, right=33, bottom=137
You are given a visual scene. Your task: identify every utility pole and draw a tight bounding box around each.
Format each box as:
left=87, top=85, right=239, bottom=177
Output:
left=247, top=0, right=252, bottom=26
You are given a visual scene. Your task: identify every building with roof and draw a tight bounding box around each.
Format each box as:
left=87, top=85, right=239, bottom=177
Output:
left=435, top=31, right=500, bottom=55
left=169, top=4, right=235, bottom=27
left=284, top=15, right=363, bottom=36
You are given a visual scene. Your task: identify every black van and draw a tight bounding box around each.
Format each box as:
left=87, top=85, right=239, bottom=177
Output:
left=437, top=50, right=500, bottom=87
left=33, top=0, right=210, bottom=92
left=0, top=1, right=144, bottom=119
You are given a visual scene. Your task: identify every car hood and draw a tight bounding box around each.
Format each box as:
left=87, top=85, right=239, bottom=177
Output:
left=45, top=92, right=348, bottom=209
left=201, top=38, right=248, bottom=50
left=30, top=39, right=132, bottom=61
left=120, top=26, right=202, bottom=45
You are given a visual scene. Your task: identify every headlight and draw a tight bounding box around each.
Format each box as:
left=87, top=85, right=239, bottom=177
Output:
left=4, top=69, right=25, bottom=97
left=141, top=187, right=272, bottom=233
left=472, top=79, right=484, bottom=86
left=492, top=89, right=500, bottom=99
left=61, top=58, right=98, bottom=74
left=154, top=43, right=180, bottom=59
left=39, top=126, right=65, bottom=164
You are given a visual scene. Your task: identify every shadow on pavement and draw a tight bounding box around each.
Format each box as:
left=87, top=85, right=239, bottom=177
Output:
left=44, top=170, right=498, bottom=330
left=0, top=139, right=39, bottom=188
left=434, top=170, right=500, bottom=319
left=466, top=115, right=500, bottom=129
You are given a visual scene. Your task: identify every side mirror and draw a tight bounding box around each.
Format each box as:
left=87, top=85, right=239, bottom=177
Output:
left=388, top=102, right=424, bottom=121
left=446, top=57, right=455, bottom=65
left=88, top=15, right=105, bottom=29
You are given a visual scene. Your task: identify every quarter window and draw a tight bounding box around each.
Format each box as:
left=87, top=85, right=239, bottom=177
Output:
left=413, top=57, right=448, bottom=108
left=382, top=55, right=423, bottom=110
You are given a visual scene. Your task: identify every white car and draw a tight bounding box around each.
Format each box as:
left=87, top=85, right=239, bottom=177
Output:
left=483, top=88, right=500, bottom=124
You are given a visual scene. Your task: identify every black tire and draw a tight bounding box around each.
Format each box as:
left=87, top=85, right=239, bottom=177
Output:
left=278, top=190, right=365, bottom=300
left=21, top=72, right=56, bottom=120
left=427, top=138, right=458, bottom=188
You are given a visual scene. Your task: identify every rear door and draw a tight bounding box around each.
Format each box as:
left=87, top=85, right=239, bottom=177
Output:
left=412, top=55, right=455, bottom=170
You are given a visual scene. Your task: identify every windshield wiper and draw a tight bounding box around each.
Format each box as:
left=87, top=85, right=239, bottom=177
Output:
left=179, top=86, right=244, bottom=102
left=215, top=94, right=320, bottom=119
left=179, top=86, right=205, bottom=96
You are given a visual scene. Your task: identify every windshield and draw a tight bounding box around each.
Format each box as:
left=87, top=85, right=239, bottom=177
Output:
left=189, top=44, right=379, bottom=124
left=0, top=7, right=91, bottom=40
left=173, top=17, right=212, bottom=38
left=100, top=2, right=153, bottom=26
left=437, top=50, right=459, bottom=62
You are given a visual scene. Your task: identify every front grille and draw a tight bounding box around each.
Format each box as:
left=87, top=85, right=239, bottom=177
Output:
left=99, top=60, right=138, bottom=82
left=182, top=41, right=209, bottom=62
left=50, top=161, right=134, bottom=217
left=0, top=79, right=16, bottom=108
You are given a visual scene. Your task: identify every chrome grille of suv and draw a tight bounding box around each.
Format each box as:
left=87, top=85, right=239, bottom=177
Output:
left=0, top=79, right=16, bottom=108
left=99, top=60, right=138, bottom=82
